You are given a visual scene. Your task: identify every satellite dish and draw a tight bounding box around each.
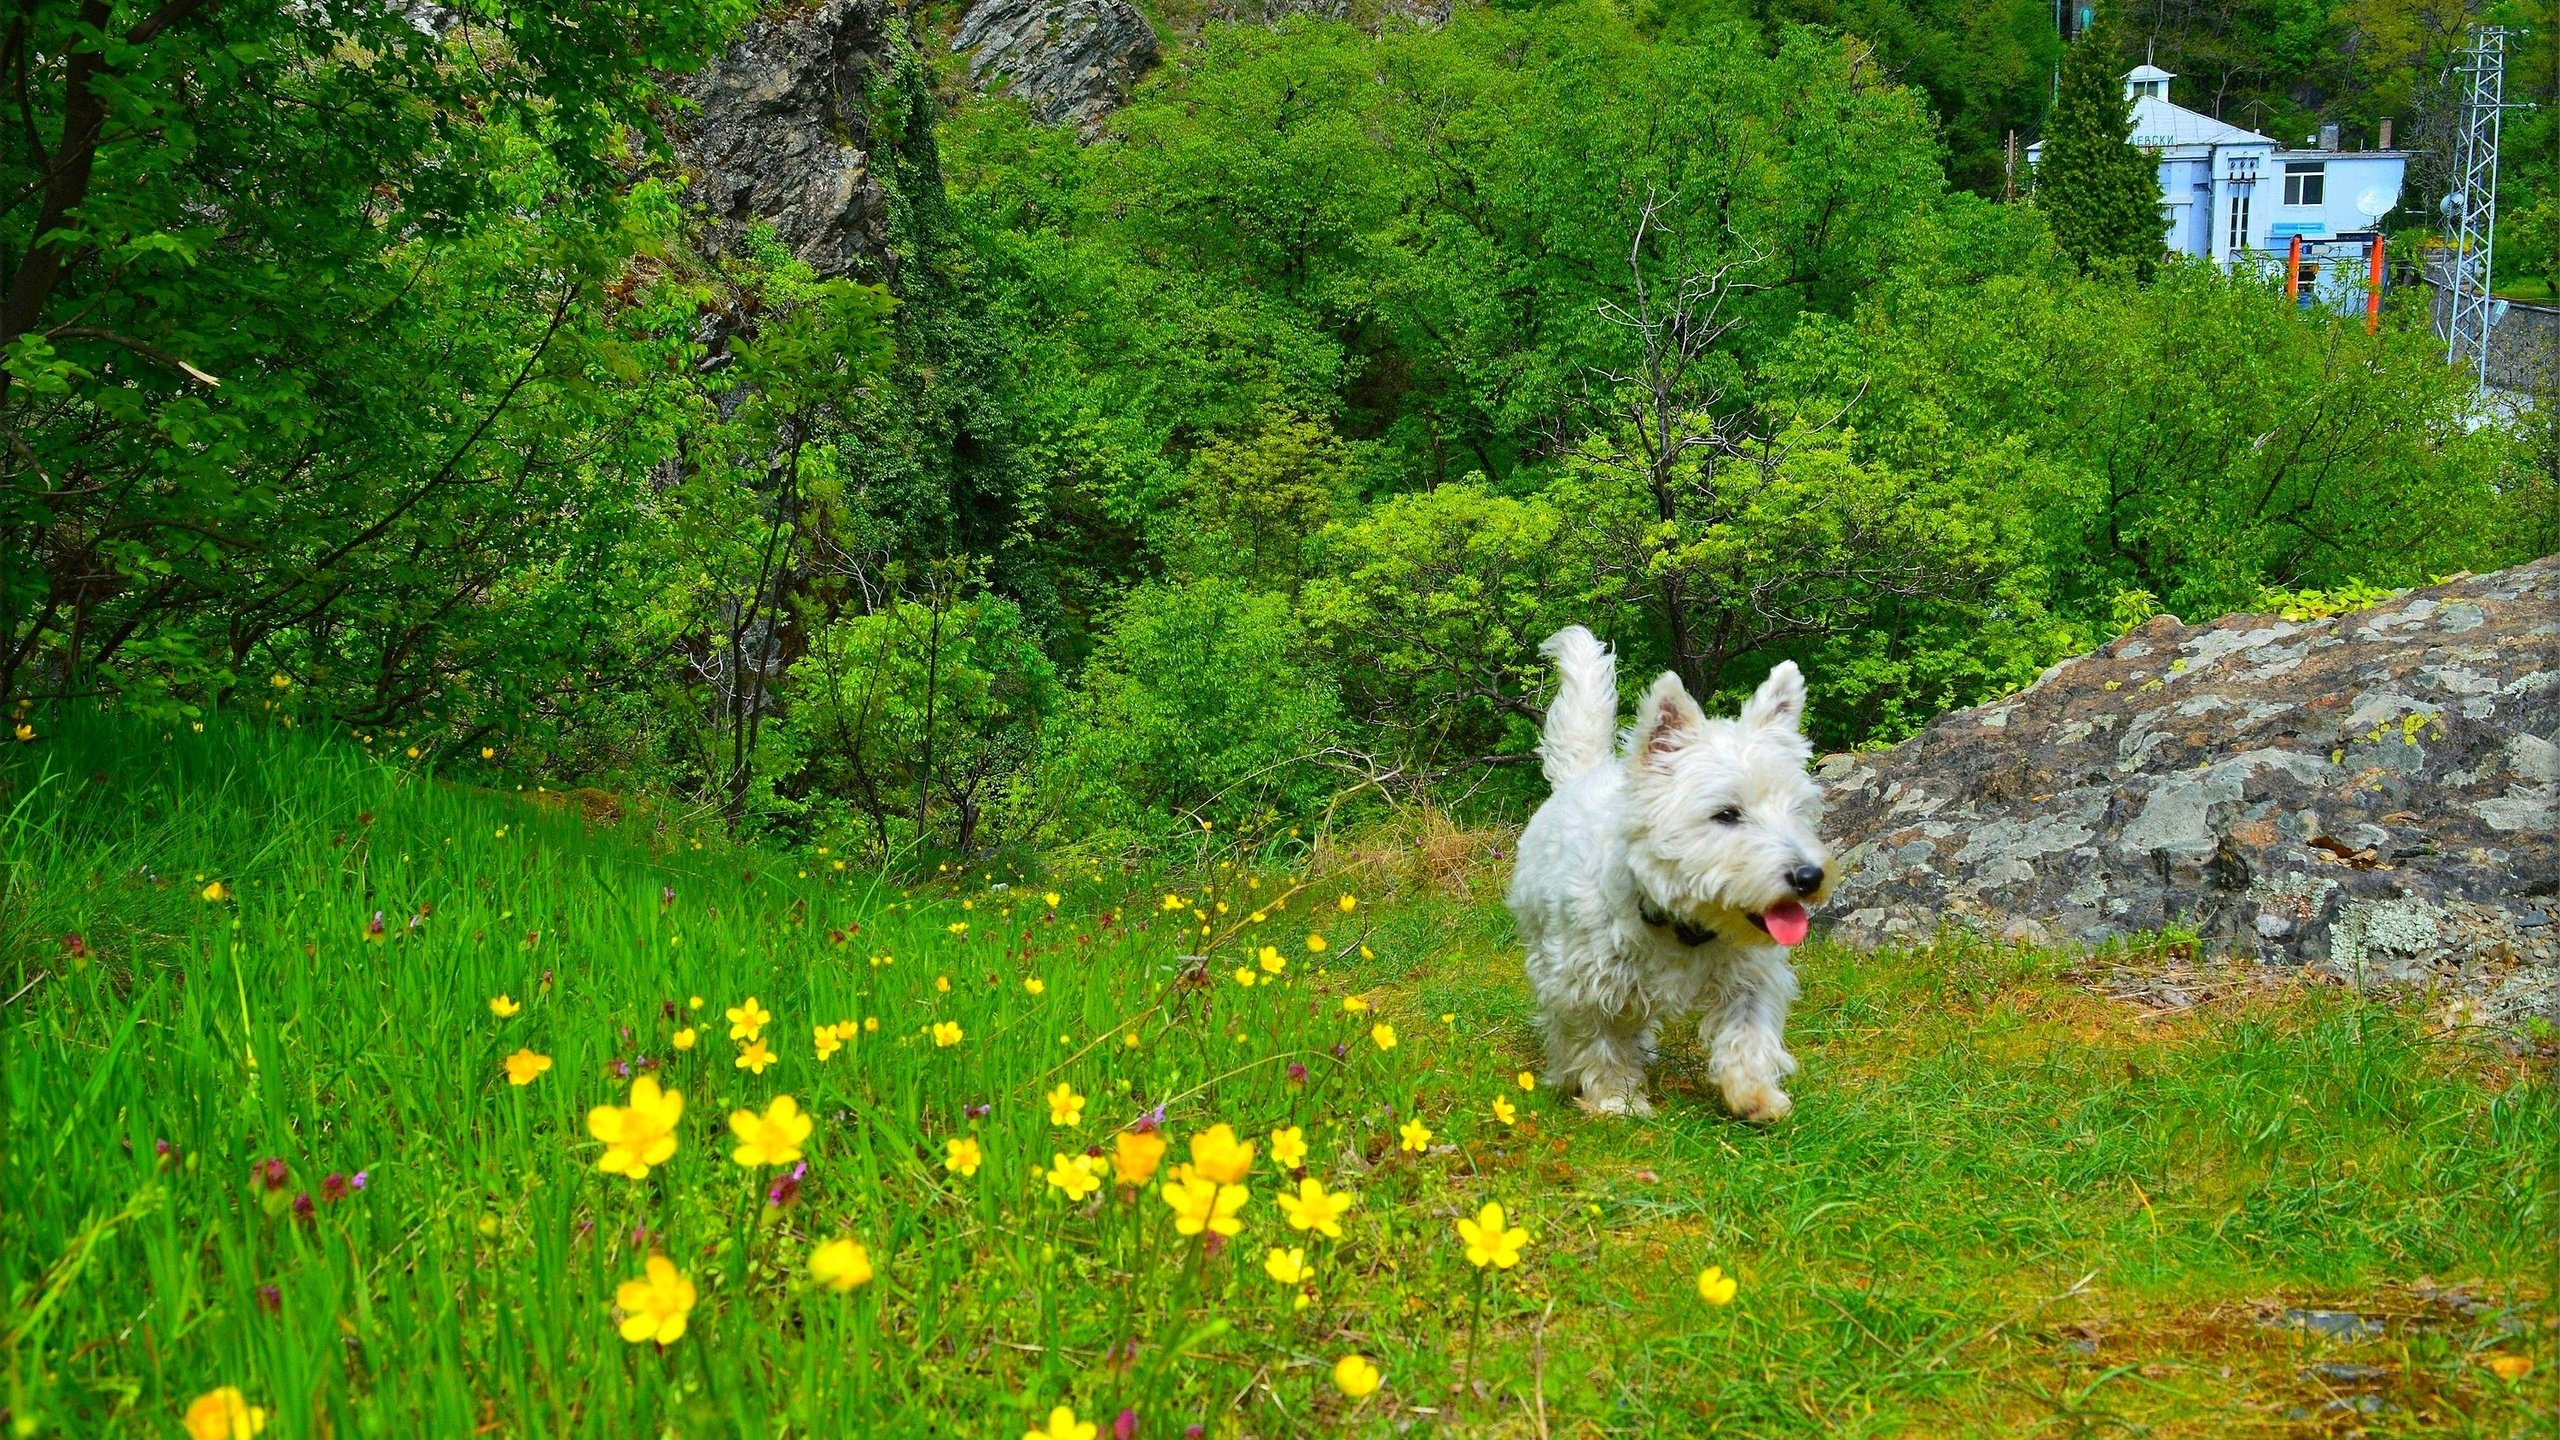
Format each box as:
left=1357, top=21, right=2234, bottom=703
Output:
left=2357, top=188, right=2396, bottom=224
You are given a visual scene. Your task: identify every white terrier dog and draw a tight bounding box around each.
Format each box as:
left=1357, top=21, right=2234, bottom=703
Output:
left=1507, top=627, right=1832, bottom=1122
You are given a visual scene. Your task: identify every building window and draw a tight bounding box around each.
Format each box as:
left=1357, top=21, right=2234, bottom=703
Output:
left=2228, top=190, right=2251, bottom=252
left=2283, top=162, right=2325, bottom=206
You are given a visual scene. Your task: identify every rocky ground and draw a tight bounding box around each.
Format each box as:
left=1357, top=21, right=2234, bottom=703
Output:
left=1821, top=559, right=2559, bottom=1025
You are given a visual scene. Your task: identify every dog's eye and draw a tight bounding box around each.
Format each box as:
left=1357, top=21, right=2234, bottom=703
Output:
left=1712, top=807, right=1743, bottom=825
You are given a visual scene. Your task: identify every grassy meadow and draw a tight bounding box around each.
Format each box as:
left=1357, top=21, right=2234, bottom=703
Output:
left=2, top=715, right=2552, bottom=1438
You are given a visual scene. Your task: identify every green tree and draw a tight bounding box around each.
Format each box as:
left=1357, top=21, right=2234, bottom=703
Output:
left=2035, top=6, right=2165, bottom=276
left=771, top=586, right=1056, bottom=859
left=0, top=0, right=751, bottom=715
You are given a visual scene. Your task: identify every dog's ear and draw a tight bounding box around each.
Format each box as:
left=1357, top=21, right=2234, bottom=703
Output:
left=1739, top=661, right=1806, bottom=734
left=1631, top=672, right=1707, bottom=765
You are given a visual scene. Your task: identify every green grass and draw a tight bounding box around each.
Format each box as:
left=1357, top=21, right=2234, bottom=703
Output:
left=3, top=714, right=2551, bottom=1437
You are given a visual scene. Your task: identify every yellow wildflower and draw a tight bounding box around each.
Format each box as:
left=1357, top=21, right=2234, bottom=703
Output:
left=587, top=1077, right=683, bottom=1179
left=502, top=1049, right=552, bottom=1086
left=1188, top=1124, right=1256, bottom=1185
left=932, top=1020, right=963, bottom=1047
left=944, top=1135, right=983, bottom=1177
left=1332, top=1354, right=1382, bottom=1399
left=1338, top=893, right=1357, bottom=912
left=199, top=880, right=227, bottom=903
left=1268, top=1125, right=1307, bottom=1170
left=488, top=994, right=522, bottom=1018
left=1258, top=946, right=1287, bottom=974
left=1024, top=976, right=1046, bottom=995
left=725, top=996, right=770, bottom=1041
left=1263, top=1245, right=1311, bottom=1286
left=1516, top=1070, right=1536, bottom=1091
left=728, top=1094, right=811, bottom=1168
left=1112, top=1129, right=1167, bottom=1186
left=613, top=1254, right=696, bottom=1345
left=1046, top=1082, right=1086, bottom=1128
left=815, top=1024, right=842, bottom=1061
left=1371, top=1023, right=1398, bottom=1051
left=1043, top=1152, right=1105, bottom=1201
left=1160, top=1174, right=1249, bottom=1237
left=1456, top=1201, right=1530, bottom=1269
left=1232, top=966, right=1257, bottom=987
left=1398, top=1117, right=1432, bottom=1153
left=1695, top=1264, right=1739, bottom=1306
left=1342, top=995, right=1369, bottom=1014
left=1023, top=1406, right=1097, bottom=1440
left=1276, top=1176, right=1355, bottom=1238
left=1492, top=1095, right=1517, bottom=1126
left=735, top=1037, right=775, bottom=1075
left=1160, top=894, right=1185, bottom=911
left=672, top=1027, right=697, bottom=1051
left=810, top=1237, right=872, bottom=1291
left=1043, top=891, right=1061, bottom=908
left=1306, top=934, right=1327, bottom=953
left=182, top=1387, right=268, bottom=1440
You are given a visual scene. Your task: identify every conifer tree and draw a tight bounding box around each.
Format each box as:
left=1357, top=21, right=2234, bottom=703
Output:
left=2036, top=6, right=2165, bottom=278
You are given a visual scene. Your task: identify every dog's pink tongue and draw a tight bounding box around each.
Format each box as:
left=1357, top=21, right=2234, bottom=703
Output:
left=1762, top=900, right=1811, bottom=947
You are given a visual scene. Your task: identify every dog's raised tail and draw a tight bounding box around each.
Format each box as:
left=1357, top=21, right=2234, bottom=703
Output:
left=1536, top=626, right=1617, bottom=784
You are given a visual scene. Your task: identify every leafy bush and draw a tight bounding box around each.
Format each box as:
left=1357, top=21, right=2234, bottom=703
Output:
left=770, top=591, right=1058, bottom=859
left=1302, top=484, right=1600, bottom=781
left=1038, top=580, right=1340, bottom=849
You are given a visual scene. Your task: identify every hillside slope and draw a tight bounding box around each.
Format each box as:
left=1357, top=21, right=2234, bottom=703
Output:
left=3, top=715, right=2550, bottom=1435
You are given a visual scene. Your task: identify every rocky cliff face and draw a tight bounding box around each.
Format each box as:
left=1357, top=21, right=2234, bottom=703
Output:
left=667, top=0, right=898, bottom=280
left=1820, top=559, right=2559, bottom=1020
left=951, top=0, right=1160, bottom=134
left=947, top=0, right=1456, bottom=139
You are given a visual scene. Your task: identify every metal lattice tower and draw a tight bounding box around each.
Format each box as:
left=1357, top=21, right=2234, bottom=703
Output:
left=2443, top=27, right=2508, bottom=386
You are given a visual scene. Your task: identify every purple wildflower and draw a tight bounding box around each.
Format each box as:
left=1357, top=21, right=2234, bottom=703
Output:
left=767, top=1162, right=807, bottom=1209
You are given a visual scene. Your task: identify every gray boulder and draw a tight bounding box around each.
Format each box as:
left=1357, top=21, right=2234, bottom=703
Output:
left=667, top=0, right=896, bottom=280
left=1820, top=558, right=2559, bottom=1021
left=952, top=0, right=1160, bottom=135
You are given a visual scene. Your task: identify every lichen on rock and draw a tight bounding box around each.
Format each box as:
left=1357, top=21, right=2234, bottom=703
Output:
left=950, top=0, right=1160, bottom=135
left=666, top=0, right=900, bottom=280
left=1820, top=558, right=2560, bottom=1025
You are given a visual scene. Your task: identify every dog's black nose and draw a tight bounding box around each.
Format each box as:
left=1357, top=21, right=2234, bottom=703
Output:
left=1786, top=864, right=1825, bottom=896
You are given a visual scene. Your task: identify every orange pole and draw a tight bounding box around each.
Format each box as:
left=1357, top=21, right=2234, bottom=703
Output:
left=2286, top=234, right=2302, bottom=304
left=2366, top=234, right=2385, bottom=334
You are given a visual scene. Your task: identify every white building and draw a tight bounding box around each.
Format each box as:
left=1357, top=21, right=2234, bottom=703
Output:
left=2029, top=65, right=2406, bottom=307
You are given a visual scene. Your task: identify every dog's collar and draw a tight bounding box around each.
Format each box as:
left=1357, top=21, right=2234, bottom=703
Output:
left=1637, top=895, right=1717, bottom=947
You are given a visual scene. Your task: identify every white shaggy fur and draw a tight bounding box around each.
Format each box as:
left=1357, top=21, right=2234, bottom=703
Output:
left=1507, top=627, right=1834, bottom=1122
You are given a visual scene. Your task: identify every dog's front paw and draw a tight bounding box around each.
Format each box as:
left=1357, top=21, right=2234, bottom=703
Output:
left=1720, top=1082, right=1793, bottom=1125
left=1573, top=1088, right=1654, bottom=1119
